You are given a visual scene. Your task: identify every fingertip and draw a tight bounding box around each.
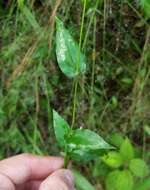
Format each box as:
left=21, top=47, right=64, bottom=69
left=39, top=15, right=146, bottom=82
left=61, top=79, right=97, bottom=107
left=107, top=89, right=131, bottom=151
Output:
left=59, top=169, right=74, bottom=186
left=39, top=169, right=75, bottom=190
left=47, top=156, right=64, bottom=170
left=27, top=155, right=64, bottom=180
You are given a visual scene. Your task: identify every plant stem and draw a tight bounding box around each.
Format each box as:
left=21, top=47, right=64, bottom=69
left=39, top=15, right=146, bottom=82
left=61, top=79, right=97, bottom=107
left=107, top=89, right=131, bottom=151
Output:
left=71, top=0, right=87, bottom=129
left=89, top=16, right=96, bottom=126
left=82, top=0, right=99, bottom=50
left=103, top=0, right=107, bottom=61
left=91, top=17, right=96, bottom=106
left=64, top=154, right=70, bottom=168
left=71, top=80, right=78, bottom=128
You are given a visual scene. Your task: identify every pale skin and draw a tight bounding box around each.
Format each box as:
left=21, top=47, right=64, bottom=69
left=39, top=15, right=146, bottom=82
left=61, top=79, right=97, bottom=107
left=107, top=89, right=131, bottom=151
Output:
left=0, top=153, right=75, bottom=190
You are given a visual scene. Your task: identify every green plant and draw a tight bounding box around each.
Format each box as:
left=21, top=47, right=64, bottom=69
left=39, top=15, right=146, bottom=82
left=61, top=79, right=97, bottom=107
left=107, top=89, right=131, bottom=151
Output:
left=53, top=109, right=113, bottom=166
left=1, top=1, right=150, bottom=189
left=53, top=17, right=113, bottom=167
left=56, top=17, right=86, bottom=78
left=100, top=135, right=150, bottom=190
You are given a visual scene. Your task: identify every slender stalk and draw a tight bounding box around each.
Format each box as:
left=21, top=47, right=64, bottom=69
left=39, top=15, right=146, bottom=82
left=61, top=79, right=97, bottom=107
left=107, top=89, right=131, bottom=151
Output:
left=91, top=17, right=96, bottom=104
left=71, top=0, right=87, bottom=128
left=64, top=154, right=70, bottom=168
left=67, top=0, right=87, bottom=168
left=103, top=0, right=107, bottom=61
left=33, top=74, right=39, bottom=153
left=43, top=74, right=51, bottom=134
left=82, top=0, right=99, bottom=50
left=79, top=0, right=87, bottom=49
left=71, top=80, right=78, bottom=128
left=89, top=16, right=96, bottom=123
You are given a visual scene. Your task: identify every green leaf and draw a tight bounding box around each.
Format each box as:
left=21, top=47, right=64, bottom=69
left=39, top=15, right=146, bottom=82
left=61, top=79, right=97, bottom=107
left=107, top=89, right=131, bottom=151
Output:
left=106, top=170, right=134, bottom=190
left=102, top=151, right=123, bottom=168
left=116, top=170, right=134, bottom=190
left=53, top=110, right=70, bottom=147
left=109, top=133, right=124, bottom=148
left=56, top=17, right=86, bottom=78
left=67, top=129, right=113, bottom=161
left=120, top=138, right=134, bottom=161
left=135, top=177, right=150, bottom=190
left=129, top=158, right=149, bottom=178
left=73, top=169, right=96, bottom=190
left=53, top=111, right=112, bottom=161
left=140, top=0, right=150, bottom=18
left=106, top=170, right=121, bottom=190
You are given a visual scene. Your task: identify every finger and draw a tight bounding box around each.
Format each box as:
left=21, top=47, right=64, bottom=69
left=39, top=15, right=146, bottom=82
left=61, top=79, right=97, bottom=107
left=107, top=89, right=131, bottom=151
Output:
left=16, top=180, right=42, bottom=190
left=0, top=172, right=15, bottom=190
left=0, top=153, right=63, bottom=186
left=39, top=169, right=75, bottom=190
left=27, top=180, right=41, bottom=190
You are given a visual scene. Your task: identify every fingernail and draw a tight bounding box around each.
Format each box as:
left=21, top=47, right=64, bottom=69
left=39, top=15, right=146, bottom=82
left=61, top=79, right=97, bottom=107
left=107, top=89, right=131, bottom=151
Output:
left=64, top=170, right=74, bottom=186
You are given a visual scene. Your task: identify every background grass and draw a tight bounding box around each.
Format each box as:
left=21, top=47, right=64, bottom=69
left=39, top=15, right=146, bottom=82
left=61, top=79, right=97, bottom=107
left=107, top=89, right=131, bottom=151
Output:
left=0, top=0, right=150, bottom=189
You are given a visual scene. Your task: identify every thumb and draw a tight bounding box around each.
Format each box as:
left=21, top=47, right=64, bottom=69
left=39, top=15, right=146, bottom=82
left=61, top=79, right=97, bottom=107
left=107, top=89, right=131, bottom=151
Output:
left=39, top=169, right=75, bottom=190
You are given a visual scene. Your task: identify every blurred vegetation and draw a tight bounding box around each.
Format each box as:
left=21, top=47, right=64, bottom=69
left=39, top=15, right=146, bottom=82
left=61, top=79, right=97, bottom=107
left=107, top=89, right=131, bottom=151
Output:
left=0, top=0, right=150, bottom=189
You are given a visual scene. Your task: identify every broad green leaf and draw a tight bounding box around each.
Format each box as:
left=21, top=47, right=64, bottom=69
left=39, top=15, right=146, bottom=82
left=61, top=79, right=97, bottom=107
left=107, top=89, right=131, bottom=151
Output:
left=102, top=151, right=123, bottom=168
left=106, top=170, right=134, bottom=190
left=67, top=129, right=113, bottom=161
left=56, top=17, right=86, bottom=78
left=135, top=177, right=150, bottom=190
left=120, top=138, right=134, bottom=161
left=106, top=170, right=121, bottom=190
left=116, top=170, right=134, bottom=190
left=53, top=110, right=70, bottom=147
left=53, top=111, right=112, bottom=161
left=109, top=133, right=124, bottom=148
left=140, top=0, right=150, bottom=18
left=129, top=158, right=149, bottom=178
left=73, top=169, right=96, bottom=190
left=69, top=147, right=107, bottom=161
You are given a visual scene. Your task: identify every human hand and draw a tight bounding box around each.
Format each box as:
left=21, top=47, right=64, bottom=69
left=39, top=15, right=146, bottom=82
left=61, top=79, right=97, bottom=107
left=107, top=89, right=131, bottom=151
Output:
left=0, top=153, right=75, bottom=190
